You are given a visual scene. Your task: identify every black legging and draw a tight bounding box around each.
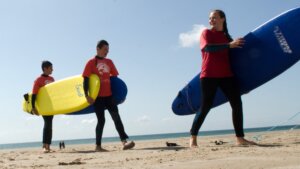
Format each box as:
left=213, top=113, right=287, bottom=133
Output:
left=94, top=96, right=128, bottom=146
left=42, top=115, right=53, bottom=144
left=190, top=77, right=245, bottom=137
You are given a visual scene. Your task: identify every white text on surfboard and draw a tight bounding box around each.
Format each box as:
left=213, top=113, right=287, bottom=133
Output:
left=273, top=26, right=292, bottom=54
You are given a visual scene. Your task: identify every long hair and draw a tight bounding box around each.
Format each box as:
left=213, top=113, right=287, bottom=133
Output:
left=212, top=9, right=233, bottom=42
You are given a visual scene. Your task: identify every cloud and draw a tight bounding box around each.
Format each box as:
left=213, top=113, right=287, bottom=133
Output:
left=179, top=24, right=207, bottom=48
left=81, top=118, right=96, bottom=124
left=137, top=115, right=151, bottom=123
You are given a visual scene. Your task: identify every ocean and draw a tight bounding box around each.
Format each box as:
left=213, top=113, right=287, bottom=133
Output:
left=0, top=125, right=298, bottom=150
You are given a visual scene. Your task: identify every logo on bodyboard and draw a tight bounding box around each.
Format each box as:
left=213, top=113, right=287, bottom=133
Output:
left=75, top=84, right=84, bottom=97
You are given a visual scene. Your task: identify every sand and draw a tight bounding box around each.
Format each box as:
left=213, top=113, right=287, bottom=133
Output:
left=0, top=129, right=299, bottom=169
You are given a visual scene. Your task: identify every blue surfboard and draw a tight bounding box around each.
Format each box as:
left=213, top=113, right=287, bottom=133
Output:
left=172, top=8, right=300, bottom=116
left=68, top=76, right=128, bottom=115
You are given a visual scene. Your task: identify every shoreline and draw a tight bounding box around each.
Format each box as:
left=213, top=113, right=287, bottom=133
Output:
left=1, top=130, right=299, bottom=169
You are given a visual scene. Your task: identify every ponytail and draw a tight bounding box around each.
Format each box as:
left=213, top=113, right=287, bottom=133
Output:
left=223, top=20, right=233, bottom=42
left=213, top=10, right=233, bottom=42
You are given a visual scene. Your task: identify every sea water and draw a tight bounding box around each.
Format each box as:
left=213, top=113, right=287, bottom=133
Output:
left=0, top=125, right=298, bottom=150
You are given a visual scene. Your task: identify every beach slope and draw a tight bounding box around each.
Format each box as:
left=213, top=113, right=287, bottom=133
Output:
left=0, top=130, right=299, bottom=169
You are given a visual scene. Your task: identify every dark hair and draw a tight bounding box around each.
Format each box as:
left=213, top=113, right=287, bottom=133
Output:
left=41, top=60, right=52, bottom=71
left=97, top=40, right=109, bottom=49
left=212, top=9, right=233, bottom=42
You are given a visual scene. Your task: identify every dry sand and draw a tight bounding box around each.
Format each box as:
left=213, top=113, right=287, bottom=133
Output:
left=0, top=129, right=299, bottom=169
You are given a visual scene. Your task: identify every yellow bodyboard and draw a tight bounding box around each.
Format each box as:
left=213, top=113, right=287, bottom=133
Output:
left=22, top=74, right=100, bottom=115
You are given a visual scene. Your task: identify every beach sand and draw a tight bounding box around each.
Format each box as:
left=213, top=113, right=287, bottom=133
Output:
left=0, top=130, right=299, bottom=169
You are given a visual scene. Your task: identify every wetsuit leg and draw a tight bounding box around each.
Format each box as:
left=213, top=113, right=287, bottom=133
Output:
left=42, top=115, right=53, bottom=145
left=190, top=78, right=219, bottom=136
left=94, top=97, right=106, bottom=146
left=106, top=96, right=129, bottom=141
left=219, top=77, right=244, bottom=137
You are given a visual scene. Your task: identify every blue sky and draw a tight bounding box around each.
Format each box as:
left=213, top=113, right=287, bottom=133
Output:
left=1, top=0, right=299, bottom=144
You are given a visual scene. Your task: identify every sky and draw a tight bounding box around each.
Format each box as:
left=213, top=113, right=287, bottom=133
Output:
left=0, top=0, right=299, bottom=144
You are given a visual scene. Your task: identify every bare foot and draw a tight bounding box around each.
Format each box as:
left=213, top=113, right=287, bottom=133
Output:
left=236, top=137, right=257, bottom=146
left=43, top=144, right=55, bottom=153
left=95, top=146, right=109, bottom=152
left=123, top=141, right=135, bottom=150
left=190, top=136, right=198, bottom=148
left=43, top=148, right=50, bottom=153
left=43, top=148, right=55, bottom=153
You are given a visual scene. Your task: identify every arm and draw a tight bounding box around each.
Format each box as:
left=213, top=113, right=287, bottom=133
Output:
left=229, top=38, right=245, bottom=48
left=83, top=77, right=89, bottom=97
left=201, top=29, right=244, bottom=52
left=31, top=94, right=36, bottom=108
left=31, top=94, right=39, bottom=115
left=203, top=44, right=230, bottom=52
left=82, top=60, right=95, bottom=104
left=83, top=76, right=95, bottom=104
left=203, top=38, right=245, bottom=52
left=31, top=79, right=40, bottom=115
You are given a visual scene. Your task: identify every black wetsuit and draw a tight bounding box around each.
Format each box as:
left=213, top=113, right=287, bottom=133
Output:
left=190, top=44, right=245, bottom=137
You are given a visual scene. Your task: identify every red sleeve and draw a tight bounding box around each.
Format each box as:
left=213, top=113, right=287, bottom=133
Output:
left=32, top=78, right=42, bottom=94
left=109, top=60, right=119, bottom=76
left=32, top=76, right=54, bottom=94
left=82, top=59, right=93, bottom=78
left=200, top=29, right=212, bottom=50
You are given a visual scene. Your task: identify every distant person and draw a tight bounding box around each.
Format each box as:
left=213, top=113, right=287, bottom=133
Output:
left=190, top=10, right=257, bottom=147
left=59, top=141, right=65, bottom=149
left=62, top=141, right=65, bottom=149
left=82, top=40, right=135, bottom=151
left=31, top=60, right=55, bottom=153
